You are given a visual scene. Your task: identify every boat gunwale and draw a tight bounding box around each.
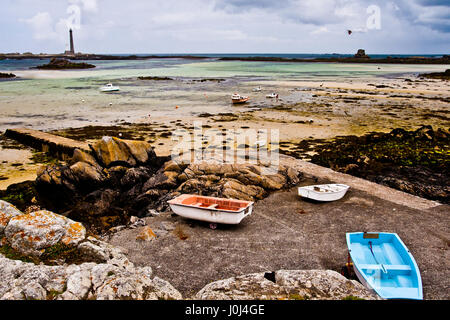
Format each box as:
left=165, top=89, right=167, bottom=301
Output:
left=298, top=184, right=350, bottom=194
left=168, top=195, right=254, bottom=214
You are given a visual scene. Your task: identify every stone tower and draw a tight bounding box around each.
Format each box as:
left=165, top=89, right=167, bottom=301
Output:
left=69, top=29, right=75, bottom=55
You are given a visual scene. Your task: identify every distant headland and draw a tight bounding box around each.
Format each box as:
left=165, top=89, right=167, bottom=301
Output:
left=1, top=51, right=449, bottom=65
left=2, top=29, right=448, bottom=64
left=218, top=50, right=450, bottom=65
left=0, top=52, right=209, bottom=61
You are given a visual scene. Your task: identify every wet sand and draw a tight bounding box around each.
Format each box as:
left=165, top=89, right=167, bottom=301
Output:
left=1, top=73, right=449, bottom=190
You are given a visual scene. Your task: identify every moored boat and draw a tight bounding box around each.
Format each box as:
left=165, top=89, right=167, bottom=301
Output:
left=168, top=194, right=253, bottom=227
left=298, top=184, right=349, bottom=202
left=346, top=232, right=423, bottom=300
left=100, top=83, right=120, bottom=92
left=266, top=93, right=278, bottom=98
left=231, top=93, right=249, bottom=104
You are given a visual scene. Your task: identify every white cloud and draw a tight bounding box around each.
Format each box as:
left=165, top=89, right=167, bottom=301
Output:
left=68, top=0, right=98, bottom=13
left=311, top=26, right=329, bottom=35
left=9, top=0, right=450, bottom=54
left=22, top=12, right=58, bottom=40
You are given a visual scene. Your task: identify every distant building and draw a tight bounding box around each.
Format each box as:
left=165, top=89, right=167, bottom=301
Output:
left=64, top=29, right=75, bottom=56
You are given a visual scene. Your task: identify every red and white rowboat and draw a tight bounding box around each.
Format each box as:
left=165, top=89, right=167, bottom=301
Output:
left=168, top=194, right=253, bottom=227
left=231, top=93, right=249, bottom=104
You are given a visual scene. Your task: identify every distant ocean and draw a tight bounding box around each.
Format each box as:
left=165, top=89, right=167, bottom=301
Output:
left=0, top=53, right=445, bottom=72
left=114, top=53, right=446, bottom=59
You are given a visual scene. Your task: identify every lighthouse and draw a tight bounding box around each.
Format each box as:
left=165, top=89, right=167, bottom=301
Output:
left=69, top=29, right=75, bottom=54
left=64, top=29, right=75, bottom=55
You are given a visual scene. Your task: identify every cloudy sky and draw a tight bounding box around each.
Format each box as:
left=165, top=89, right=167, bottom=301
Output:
left=1, top=0, right=449, bottom=54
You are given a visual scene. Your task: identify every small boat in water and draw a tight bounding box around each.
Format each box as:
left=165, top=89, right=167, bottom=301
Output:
left=266, top=93, right=279, bottom=99
left=298, top=184, right=349, bottom=202
left=346, top=232, right=423, bottom=300
left=252, top=86, right=262, bottom=92
left=100, top=83, right=120, bottom=92
left=231, top=93, right=249, bottom=104
left=168, top=194, right=253, bottom=228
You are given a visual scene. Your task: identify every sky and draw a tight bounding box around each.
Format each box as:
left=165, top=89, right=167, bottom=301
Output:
left=1, top=0, right=449, bottom=54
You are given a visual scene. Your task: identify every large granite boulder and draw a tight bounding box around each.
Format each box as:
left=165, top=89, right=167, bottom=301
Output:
left=4, top=210, right=86, bottom=257
left=0, top=210, right=182, bottom=300
left=171, top=162, right=301, bottom=202
left=195, top=270, right=381, bottom=300
left=0, top=250, right=182, bottom=300
left=0, top=200, right=23, bottom=239
left=91, top=136, right=156, bottom=168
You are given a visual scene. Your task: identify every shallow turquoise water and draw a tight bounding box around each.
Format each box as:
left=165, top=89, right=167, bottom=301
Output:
left=0, top=58, right=448, bottom=131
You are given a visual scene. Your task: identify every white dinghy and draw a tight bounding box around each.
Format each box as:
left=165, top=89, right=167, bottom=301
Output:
left=298, top=184, right=350, bottom=202
left=100, top=83, right=120, bottom=92
left=266, top=93, right=279, bottom=98
left=168, top=194, right=254, bottom=229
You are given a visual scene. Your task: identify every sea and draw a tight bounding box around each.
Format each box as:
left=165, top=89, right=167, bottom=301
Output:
left=0, top=53, right=448, bottom=132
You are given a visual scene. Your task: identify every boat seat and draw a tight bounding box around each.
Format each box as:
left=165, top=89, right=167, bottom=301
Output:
left=207, top=204, right=218, bottom=209
left=193, top=202, right=203, bottom=206
left=359, top=264, right=412, bottom=276
left=359, top=264, right=411, bottom=270
left=384, top=265, right=412, bottom=271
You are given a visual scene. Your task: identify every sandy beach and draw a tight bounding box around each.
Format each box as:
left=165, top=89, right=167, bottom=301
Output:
left=1, top=63, right=449, bottom=190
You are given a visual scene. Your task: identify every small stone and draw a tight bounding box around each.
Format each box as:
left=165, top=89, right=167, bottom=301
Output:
left=136, top=226, right=157, bottom=242
left=147, top=209, right=160, bottom=217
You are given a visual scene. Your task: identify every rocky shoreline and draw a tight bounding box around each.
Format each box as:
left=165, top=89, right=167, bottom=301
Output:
left=0, top=141, right=383, bottom=300
left=219, top=54, right=450, bottom=64
left=32, top=134, right=301, bottom=233
left=280, top=126, right=449, bottom=204
left=419, top=69, right=450, bottom=80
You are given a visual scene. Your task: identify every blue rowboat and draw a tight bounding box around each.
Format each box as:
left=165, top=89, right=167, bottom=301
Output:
left=346, top=232, right=423, bottom=300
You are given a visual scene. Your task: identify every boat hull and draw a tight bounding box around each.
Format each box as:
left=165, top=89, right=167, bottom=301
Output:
left=100, top=88, right=120, bottom=92
left=168, top=194, right=253, bottom=225
left=298, top=184, right=349, bottom=201
left=346, top=232, right=423, bottom=300
left=169, top=203, right=252, bottom=224
left=232, top=98, right=249, bottom=104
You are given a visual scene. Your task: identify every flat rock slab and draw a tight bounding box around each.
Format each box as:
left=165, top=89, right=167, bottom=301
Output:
left=5, top=128, right=90, bottom=160
left=108, top=176, right=449, bottom=299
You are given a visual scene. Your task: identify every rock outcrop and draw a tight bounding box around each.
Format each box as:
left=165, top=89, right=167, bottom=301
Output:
left=419, top=69, right=450, bottom=80
left=0, top=72, right=16, bottom=79
left=0, top=252, right=182, bottom=300
left=35, top=136, right=302, bottom=231
left=35, top=136, right=164, bottom=231
left=354, top=49, right=370, bottom=59
left=195, top=270, right=380, bottom=300
left=34, top=58, right=95, bottom=70
left=0, top=200, right=182, bottom=300
left=0, top=201, right=23, bottom=242
left=5, top=210, right=86, bottom=257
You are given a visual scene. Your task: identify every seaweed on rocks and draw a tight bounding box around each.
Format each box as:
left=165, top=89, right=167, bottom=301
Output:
left=305, top=126, right=449, bottom=203
left=0, top=181, right=39, bottom=211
